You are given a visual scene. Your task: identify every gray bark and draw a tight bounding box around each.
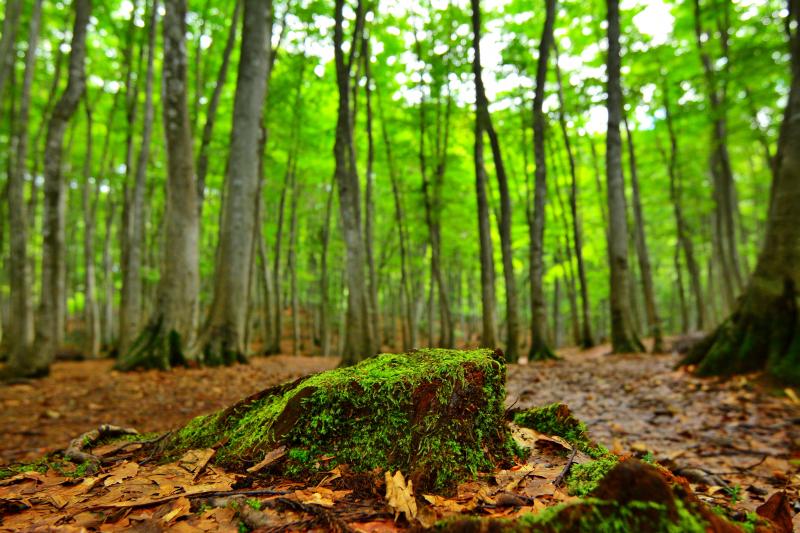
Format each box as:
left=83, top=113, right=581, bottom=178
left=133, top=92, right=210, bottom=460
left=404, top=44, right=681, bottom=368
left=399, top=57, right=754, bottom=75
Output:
left=5, top=0, right=42, bottom=374
left=605, top=0, right=644, bottom=353
left=28, top=0, right=90, bottom=377
left=199, top=0, right=271, bottom=364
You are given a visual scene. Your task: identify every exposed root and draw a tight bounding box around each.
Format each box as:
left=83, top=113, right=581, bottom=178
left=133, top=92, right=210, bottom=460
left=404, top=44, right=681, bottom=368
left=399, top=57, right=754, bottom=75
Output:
left=63, top=424, right=139, bottom=474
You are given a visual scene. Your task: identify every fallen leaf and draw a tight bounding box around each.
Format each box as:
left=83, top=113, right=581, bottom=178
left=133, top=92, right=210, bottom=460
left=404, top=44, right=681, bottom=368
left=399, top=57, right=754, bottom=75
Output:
left=246, top=446, right=286, bottom=474
left=103, top=461, right=139, bottom=487
left=385, top=470, right=417, bottom=521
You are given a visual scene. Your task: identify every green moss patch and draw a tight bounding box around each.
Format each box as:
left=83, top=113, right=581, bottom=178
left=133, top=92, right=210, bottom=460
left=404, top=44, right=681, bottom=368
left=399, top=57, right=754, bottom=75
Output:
left=161, top=348, right=518, bottom=490
left=566, top=455, right=620, bottom=497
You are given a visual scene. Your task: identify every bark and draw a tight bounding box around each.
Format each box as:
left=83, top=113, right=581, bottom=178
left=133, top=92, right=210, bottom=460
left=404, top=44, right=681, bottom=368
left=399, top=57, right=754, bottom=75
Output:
left=288, top=171, right=301, bottom=356
left=198, top=0, right=271, bottom=364
left=5, top=0, right=41, bottom=374
left=605, top=0, right=644, bottom=354
left=662, top=81, right=707, bottom=331
left=0, top=0, right=22, bottom=111
left=623, top=114, right=664, bottom=353
left=24, top=0, right=90, bottom=377
left=378, top=88, right=415, bottom=351
left=118, top=0, right=200, bottom=370
left=334, top=0, right=373, bottom=364
left=195, top=0, right=241, bottom=217
left=686, top=0, right=800, bottom=383
left=102, top=201, right=117, bottom=347
left=692, top=0, right=744, bottom=305
left=119, top=0, right=158, bottom=356
left=554, top=43, right=594, bottom=349
left=319, top=177, right=335, bottom=356
left=81, top=99, right=101, bottom=358
left=363, top=32, right=381, bottom=352
left=470, top=0, right=498, bottom=350
left=528, top=0, right=557, bottom=361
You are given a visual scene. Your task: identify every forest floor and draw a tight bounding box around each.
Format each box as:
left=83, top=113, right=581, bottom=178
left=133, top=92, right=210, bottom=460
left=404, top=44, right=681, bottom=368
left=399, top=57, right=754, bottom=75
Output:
left=1, top=344, right=798, bottom=530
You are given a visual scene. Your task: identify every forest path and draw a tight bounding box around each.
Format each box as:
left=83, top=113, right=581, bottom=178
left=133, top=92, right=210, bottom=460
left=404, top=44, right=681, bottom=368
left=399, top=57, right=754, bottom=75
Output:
left=508, top=344, right=800, bottom=515
left=1, top=346, right=798, bottom=516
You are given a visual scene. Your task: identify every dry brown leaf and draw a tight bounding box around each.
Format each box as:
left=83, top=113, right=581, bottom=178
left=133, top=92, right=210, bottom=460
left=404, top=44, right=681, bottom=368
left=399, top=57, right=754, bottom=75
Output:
left=246, top=445, right=286, bottom=474
left=179, top=448, right=216, bottom=476
left=103, top=461, right=139, bottom=487
left=384, top=470, right=417, bottom=521
left=784, top=388, right=799, bottom=405
left=294, top=487, right=336, bottom=508
left=162, top=495, right=191, bottom=522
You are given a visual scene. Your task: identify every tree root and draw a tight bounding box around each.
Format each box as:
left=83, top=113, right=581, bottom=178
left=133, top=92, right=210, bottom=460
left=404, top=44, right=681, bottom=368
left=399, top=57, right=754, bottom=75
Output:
left=63, top=424, right=139, bottom=473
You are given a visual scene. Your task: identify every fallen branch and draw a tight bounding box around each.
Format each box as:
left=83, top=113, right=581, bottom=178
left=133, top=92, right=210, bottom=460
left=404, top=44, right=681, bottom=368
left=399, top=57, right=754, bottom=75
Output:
left=63, top=424, right=139, bottom=474
left=553, top=446, right=578, bottom=488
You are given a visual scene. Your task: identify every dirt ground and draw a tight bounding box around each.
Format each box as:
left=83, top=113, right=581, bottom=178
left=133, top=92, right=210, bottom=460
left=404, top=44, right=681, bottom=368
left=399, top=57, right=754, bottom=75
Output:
left=1, top=346, right=798, bottom=516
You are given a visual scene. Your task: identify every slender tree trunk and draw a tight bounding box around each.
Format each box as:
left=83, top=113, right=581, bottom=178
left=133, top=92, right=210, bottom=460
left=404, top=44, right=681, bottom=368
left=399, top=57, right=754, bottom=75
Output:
left=363, top=32, right=381, bottom=353
left=81, top=99, right=101, bottom=358
left=24, top=0, right=90, bottom=377
left=119, top=0, right=158, bottom=356
left=692, top=0, right=744, bottom=303
left=470, top=0, right=499, bottom=351
left=118, top=0, right=200, bottom=370
left=623, top=114, right=664, bottom=352
left=605, top=0, right=644, bottom=354
left=334, top=0, right=372, bottom=364
left=0, top=0, right=22, bottom=113
left=5, top=0, right=41, bottom=375
left=319, top=176, right=335, bottom=356
left=102, top=201, right=116, bottom=347
left=195, top=0, right=241, bottom=217
left=662, top=80, right=707, bottom=331
left=288, top=168, right=301, bottom=356
left=378, top=89, right=415, bottom=351
left=554, top=43, right=594, bottom=348
left=198, top=0, right=271, bottom=364
left=528, top=0, right=557, bottom=360
left=686, top=0, right=800, bottom=382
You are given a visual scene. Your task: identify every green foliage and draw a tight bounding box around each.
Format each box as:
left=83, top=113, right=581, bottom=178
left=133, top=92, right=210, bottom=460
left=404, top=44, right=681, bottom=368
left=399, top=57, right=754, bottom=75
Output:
left=165, top=349, right=518, bottom=490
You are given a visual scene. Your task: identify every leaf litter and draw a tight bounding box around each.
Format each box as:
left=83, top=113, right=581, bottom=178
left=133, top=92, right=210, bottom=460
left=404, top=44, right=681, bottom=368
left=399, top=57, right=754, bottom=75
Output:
left=0, top=345, right=798, bottom=530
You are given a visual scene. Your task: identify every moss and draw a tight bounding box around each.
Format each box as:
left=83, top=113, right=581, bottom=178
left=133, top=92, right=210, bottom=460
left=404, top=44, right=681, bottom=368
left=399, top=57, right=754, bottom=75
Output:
left=0, top=456, right=95, bottom=480
left=161, top=348, right=518, bottom=490
left=566, top=456, right=619, bottom=496
left=438, top=499, right=708, bottom=532
left=513, top=403, right=607, bottom=458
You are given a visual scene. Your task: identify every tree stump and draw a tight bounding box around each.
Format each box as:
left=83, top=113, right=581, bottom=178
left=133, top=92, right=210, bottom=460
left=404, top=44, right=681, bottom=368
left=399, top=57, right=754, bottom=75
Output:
left=160, top=348, right=518, bottom=490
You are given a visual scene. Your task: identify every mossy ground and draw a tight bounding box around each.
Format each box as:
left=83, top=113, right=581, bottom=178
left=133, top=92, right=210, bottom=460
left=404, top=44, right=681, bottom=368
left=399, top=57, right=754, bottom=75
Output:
left=161, top=348, right=520, bottom=490
left=513, top=403, right=608, bottom=459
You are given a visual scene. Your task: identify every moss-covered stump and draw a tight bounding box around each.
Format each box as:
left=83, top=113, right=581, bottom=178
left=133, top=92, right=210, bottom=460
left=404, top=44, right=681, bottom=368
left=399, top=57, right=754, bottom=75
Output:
left=439, top=460, right=779, bottom=532
left=159, top=348, right=517, bottom=490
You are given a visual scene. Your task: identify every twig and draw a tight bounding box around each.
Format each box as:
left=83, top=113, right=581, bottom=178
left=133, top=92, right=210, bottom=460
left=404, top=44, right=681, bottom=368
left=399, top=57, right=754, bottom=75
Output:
left=190, top=488, right=292, bottom=499
left=63, top=424, right=139, bottom=474
left=554, top=447, right=578, bottom=487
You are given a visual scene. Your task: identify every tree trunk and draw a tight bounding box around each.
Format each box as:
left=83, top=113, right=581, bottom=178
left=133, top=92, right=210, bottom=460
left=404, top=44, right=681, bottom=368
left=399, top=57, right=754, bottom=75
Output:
left=102, top=201, right=116, bottom=348
left=198, top=0, right=271, bottom=364
left=605, top=0, right=644, bottom=354
left=334, top=0, right=373, bottom=365
left=686, top=0, right=800, bottom=383
left=528, top=0, right=557, bottom=360
left=26, top=0, right=90, bottom=377
left=118, top=0, right=199, bottom=370
left=288, top=167, right=301, bottom=356
left=5, top=0, right=41, bottom=376
left=0, top=0, right=22, bottom=112
left=319, top=176, right=335, bottom=356
left=378, top=88, right=415, bottom=351
left=662, top=80, right=707, bottom=331
left=195, top=0, right=241, bottom=218
left=554, top=43, right=594, bottom=349
left=470, top=0, right=499, bottom=351
left=119, top=0, right=158, bottom=356
left=692, top=0, right=744, bottom=305
left=81, top=99, right=101, bottom=358
left=363, top=32, right=381, bottom=353
left=623, top=114, right=664, bottom=353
